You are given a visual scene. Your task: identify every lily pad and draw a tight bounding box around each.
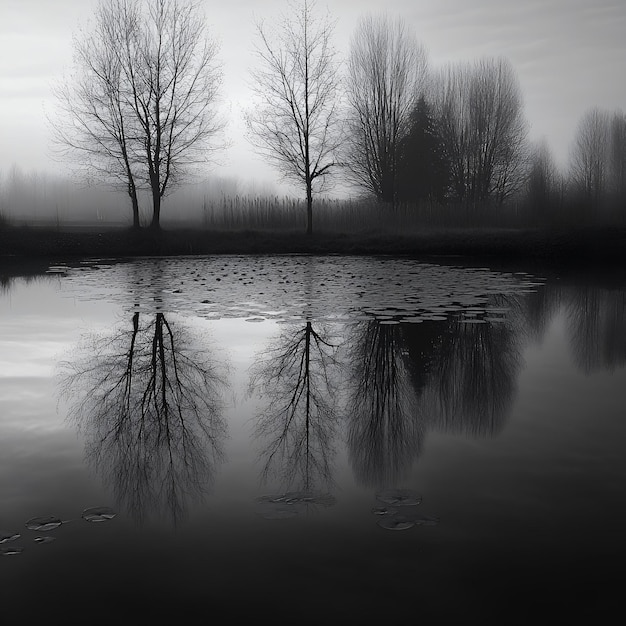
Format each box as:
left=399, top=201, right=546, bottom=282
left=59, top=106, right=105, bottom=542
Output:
left=34, top=536, right=57, bottom=544
left=82, top=507, right=117, bottom=522
left=377, top=516, right=415, bottom=531
left=1, top=545, right=24, bottom=556
left=375, top=489, right=422, bottom=507
left=0, top=531, right=20, bottom=544
left=25, top=516, right=63, bottom=532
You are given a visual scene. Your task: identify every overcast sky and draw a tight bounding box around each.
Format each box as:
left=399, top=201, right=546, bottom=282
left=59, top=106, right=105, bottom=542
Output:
left=1, top=0, right=625, bottom=195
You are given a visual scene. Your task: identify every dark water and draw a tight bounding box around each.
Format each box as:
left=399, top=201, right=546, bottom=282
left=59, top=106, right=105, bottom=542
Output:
left=1, top=256, right=624, bottom=624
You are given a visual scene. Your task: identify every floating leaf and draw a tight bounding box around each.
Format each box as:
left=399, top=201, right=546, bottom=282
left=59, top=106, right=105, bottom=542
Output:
left=25, top=516, right=63, bottom=532
left=1, top=545, right=24, bottom=556
left=34, top=536, right=56, bottom=544
left=377, top=517, right=415, bottom=531
left=257, top=491, right=336, bottom=507
left=376, top=489, right=422, bottom=506
left=0, top=531, right=20, bottom=544
left=415, top=516, right=440, bottom=526
left=82, top=507, right=117, bottom=522
left=371, top=507, right=398, bottom=516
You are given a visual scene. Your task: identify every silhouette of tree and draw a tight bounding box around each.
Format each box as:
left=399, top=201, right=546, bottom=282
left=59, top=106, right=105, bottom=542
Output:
left=527, top=139, right=560, bottom=219
left=569, top=107, right=611, bottom=209
left=397, top=95, right=450, bottom=204
left=245, top=0, right=341, bottom=236
left=249, top=321, right=340, bottom=492
left=345, top=320, right=424, bottom=488
left=609, top=111, right=626, bottom=203
left=434, top=57, right=528, bottom=208
left=53, top=0, right=223, bottom=229
left=344, top=14, right=428, bottom=206
left=59, top=312, right=228, bottom=526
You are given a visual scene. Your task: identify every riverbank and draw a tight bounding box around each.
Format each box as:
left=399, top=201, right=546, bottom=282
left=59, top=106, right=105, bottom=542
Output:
left=1, top=224, right=626, bottom=266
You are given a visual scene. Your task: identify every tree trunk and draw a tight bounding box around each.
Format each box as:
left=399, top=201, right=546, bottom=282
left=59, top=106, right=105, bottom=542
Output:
left=306, top=184, right=313, bottom=237
left=131, top=191, right=140, bottom=230
left=151, top=186, right=161, bottom=230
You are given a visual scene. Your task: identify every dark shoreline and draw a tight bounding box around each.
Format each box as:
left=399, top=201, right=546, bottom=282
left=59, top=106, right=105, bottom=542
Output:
left=1, top=224, right=626, bottom=271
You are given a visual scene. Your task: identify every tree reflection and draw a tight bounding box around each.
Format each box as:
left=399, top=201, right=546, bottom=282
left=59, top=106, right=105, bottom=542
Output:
left=346, top=321, right=424, bottom=488
left=59, top=312, right=227, bottom=526
left=345, top=302, right=526, bottom=487
left=566, top=285, right=626, bottom=373
left=249, top=321, right=340, bottom=493
left=424, top=312, right=523, bottom=438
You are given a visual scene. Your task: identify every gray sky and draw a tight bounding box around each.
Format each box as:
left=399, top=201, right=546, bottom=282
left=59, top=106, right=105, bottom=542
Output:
left=1, top=0, right=625, bottom=194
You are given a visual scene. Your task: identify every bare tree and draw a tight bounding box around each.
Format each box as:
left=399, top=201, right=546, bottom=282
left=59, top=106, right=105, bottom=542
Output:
left=343, top=14, right=428, bottom=206
left=435, top=57, right=528, bottom=208
left=527, top=138, right=559, bottom=218
left=245, top=0, right=341, bottom=236
left=609, top=110, right=626, bottom=201
left=52, top=0, right=142, bottom=227
left=569, top=107, right=611, bottom=207
left=52, top=0, right=223, bottom=229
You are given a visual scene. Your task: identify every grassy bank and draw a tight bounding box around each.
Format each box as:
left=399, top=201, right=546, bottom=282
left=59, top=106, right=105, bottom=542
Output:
left=1, top=223, right=626, bottom=267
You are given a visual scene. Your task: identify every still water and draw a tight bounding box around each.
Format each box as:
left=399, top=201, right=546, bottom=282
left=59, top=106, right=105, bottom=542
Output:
left=1, top=255, right=624, bottom=624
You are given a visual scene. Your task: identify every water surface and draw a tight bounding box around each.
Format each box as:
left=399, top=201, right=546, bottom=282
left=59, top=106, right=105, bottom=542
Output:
left=1, top=255, right=624, bottom=624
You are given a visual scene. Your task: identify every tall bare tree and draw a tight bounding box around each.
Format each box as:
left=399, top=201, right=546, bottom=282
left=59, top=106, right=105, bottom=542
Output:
left=52, top=0, right=143, bottom=227
left=527, top=138, right=560, bottom=218
left=435, top=57, right=528, bottom=208
left=53, top=0, right=223, bottom=229
left=245, top=0, right=341, bottom=236
left=343, top=14, right=428, bottom=206
left=569, top=107, right=611, bottom=207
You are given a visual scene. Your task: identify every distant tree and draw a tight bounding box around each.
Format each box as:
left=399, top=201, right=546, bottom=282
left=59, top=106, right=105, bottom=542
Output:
left=397, top=94, right=450, bottom=204
left=527, top=139, right=559, bottom=218
left=569, top=107, right=611, bottom=207
left=245, top=0, right=341, bottom=236
left=609, top=110, right=626, bottom=202
left=344, top=14, right=428, bottom=206
left=434, top=57, right=528, bottom=208
left=53, top=0, right=223, bottom=229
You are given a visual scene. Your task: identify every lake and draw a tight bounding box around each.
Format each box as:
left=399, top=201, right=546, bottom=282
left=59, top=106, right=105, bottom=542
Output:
left=1, top=255, right=624, bottom=624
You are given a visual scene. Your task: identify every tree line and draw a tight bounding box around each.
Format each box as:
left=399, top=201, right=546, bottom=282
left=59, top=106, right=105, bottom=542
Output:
left=51, top=0, right=626, bottom=233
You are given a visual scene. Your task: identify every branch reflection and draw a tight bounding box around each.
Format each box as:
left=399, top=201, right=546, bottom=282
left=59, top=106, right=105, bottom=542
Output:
left=60, top=311, right=227, bottom=526
left=346, top=321, right=424, bottom=488
left=345, top=300, right=526, bottom=487
left=566, top=285, right=626, bottom=373
left=423, top=311, right=523, bottom=438
left=249, top=321, right=340, bottom=495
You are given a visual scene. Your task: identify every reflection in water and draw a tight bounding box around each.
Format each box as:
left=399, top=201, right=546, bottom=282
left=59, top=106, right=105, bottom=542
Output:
left=249, top=322, right=340, bottom=494
left=59, top=312, right=227, bottom=526
left=566, top=286, right=626, bottom=373
left=346, top=321, right=424, bottom=488
left=423, top=308, right=524, bottom=438
left=345, top=299, right=526, bottom=487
